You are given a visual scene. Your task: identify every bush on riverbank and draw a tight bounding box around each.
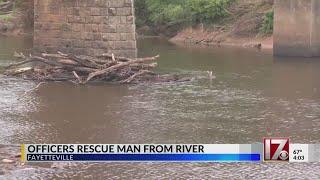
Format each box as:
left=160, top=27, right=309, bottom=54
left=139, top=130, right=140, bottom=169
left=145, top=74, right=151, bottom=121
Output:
left=260, top=11, right=273, bottom=35
left=0, top=13, right=13, bottom=21
left=135, top=0, right=234, bottom=30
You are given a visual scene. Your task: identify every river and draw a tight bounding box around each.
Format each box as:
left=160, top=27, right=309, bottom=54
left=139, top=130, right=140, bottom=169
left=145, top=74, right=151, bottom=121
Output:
left=0, top=36, right=319, bottom=179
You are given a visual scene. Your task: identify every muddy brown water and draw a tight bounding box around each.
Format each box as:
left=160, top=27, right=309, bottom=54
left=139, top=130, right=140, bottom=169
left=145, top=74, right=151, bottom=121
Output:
left=0, top=36, right=320, bottom=179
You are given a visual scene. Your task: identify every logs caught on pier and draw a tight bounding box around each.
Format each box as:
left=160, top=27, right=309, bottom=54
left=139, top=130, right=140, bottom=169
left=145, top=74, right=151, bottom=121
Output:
left=4, top=52, right=160, bottom=84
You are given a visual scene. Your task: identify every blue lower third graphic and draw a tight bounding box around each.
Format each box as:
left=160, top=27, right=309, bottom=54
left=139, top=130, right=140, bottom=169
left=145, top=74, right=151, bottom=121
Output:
left=27, top=154, right=261, bottom=162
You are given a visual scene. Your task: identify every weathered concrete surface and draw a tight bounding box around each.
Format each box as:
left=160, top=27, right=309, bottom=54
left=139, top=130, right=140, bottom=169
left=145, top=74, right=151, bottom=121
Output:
left=274, top=0, right=320, bottom=57
left=34, top=0, right=137, bottom=58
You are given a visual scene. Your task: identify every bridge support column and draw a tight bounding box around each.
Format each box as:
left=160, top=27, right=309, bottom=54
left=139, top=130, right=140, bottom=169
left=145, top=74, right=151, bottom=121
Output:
left=34, top=0, right=137, bottom=58
left=274, top=0, right=320, bottom=57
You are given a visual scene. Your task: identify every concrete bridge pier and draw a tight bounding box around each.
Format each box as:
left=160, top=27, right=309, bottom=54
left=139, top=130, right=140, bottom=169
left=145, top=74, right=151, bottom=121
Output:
left=274, top=0, right=320, bottom=57
left=34, top=0, right=137, bottom=58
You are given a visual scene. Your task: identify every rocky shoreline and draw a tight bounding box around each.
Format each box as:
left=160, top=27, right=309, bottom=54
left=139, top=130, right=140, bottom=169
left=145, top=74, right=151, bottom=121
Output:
left=170, top=30, right=273, bottom=50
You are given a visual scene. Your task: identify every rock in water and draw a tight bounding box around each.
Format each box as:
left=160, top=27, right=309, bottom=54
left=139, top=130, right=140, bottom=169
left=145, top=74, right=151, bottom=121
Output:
left=2, top=159, right=14, bottom=163
left=14, top=154, right=21, bottom=158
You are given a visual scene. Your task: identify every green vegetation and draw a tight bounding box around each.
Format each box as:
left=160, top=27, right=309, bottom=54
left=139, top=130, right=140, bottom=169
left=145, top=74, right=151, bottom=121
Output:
left=260, top=11, right=273, bottom=34
left=135, top=0, right=234, bottom=28
left=0, top=13, right=13, bottom=21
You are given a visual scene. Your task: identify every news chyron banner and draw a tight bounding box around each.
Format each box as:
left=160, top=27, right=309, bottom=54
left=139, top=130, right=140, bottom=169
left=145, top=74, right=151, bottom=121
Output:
left=21, top=138, right=320, bottom=163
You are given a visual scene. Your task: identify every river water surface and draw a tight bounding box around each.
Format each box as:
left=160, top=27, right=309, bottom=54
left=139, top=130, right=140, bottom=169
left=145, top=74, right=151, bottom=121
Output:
left=0, top=36, right=320, bottom=179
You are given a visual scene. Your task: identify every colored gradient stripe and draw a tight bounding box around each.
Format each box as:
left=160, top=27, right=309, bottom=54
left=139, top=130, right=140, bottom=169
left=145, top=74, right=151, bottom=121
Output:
left=27, top=154, right=261, bottom=162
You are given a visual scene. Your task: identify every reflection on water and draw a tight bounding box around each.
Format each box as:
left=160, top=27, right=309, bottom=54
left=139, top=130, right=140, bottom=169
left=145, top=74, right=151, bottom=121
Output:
left=0, top=36, right=320, bottom=178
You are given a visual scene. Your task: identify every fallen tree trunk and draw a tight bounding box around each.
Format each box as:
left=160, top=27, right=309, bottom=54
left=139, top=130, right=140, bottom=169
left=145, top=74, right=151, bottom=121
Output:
left=5, top=51, right=194, bottom=84
left=120, top=70, right=152, bottom=84
left=5, top=52, right=161, bottom=84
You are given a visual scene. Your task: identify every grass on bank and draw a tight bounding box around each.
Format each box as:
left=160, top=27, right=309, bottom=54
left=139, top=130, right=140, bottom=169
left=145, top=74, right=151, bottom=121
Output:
left=260, top=11, right=273, bottom=35
left=0, top=13, right=13, bottom=21
left=135, top=0, right=274, bottom=37
left=135, top=0, right=235, bottom=28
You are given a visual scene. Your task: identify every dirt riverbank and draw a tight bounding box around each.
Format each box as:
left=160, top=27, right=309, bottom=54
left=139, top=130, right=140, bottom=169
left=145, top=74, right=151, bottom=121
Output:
left=170, top=28, right=273, bottom=50
left=168, top=0, right=274, bottom=49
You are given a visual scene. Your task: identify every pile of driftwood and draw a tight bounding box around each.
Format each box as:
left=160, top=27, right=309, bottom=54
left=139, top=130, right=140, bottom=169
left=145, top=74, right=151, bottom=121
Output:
left=5, top=52, right=162, bottom=84
left=0, top=0, right=14, bottom=15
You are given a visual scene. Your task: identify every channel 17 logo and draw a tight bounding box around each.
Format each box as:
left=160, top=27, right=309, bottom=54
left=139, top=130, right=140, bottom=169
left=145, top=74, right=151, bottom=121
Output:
left=264, top=138, right=289, bottom=162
